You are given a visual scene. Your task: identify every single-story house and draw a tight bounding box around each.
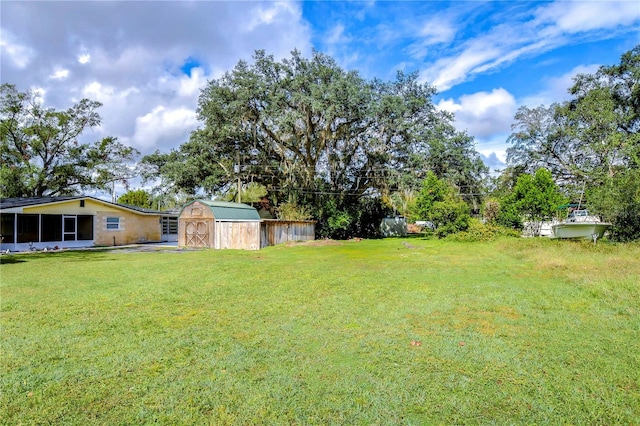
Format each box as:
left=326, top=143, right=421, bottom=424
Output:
left=0, top=196, right=178, bottom=252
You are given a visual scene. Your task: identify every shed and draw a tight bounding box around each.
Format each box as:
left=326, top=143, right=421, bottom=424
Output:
left=178, top=200, right=261, bottom=250
left=380, top=216, right=407, bottom=237
left=260, top=219, right=316, bottom=248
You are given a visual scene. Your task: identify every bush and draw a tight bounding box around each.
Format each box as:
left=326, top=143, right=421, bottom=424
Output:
left=314, top=196, right=391, bottom=239
left=276, top=202, right=312, bottom=221
left=445, top=218, right=521, bottom=242
left=431, top=196, right=470, bottom=238
left=414, top=172, right=471, bottom=238
left=588, top=170, right=640, bottom=242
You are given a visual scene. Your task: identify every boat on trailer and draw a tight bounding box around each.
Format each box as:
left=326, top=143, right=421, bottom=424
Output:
left=552, top=209, right=611, bottom=241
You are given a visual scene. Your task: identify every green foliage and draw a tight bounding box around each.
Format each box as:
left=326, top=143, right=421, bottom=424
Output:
left=327, top=210, right=353, bottom=238
left=495, top=199, right=524, bottom=230
left=507, top=46, right=640, bottom=189
left=385, top=187, right=416, bottom=218
left=431, top=195, right=471, bottom=238
left=505, top=47, right=640, bottom=240
left=413, top=172, right=450, bottom=218
left=117, top=189, right=154, bottom=209
left=414, top=171, right=470, bottom=237
left=588, top=170, right=640, bottom=241
left=276, top=201, right=312, bottom=221
left=499, top=168, right=566, bottom=236
left=315, top=195, right=390, bottom=239
left=219, top=182, right=268, bottom=203
left=482, top=199, right=500, bottom=224
left=445, top=218, right=521, bottom=242
left=0, top=84, right=139, bottom=197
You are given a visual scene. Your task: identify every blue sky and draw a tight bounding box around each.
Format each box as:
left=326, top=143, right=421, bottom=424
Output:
left=1, top=0, right=639, bottom=185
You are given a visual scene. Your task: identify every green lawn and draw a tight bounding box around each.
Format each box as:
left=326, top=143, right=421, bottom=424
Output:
left=1, top=238, right=639, bottom=424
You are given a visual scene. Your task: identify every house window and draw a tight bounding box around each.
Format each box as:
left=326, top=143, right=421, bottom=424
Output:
left=1, top=214, right=16, bottom=244
left=162, top=217, right=178, bottom=234
left=17, top=214, right=39, bottom=243
left=77, top=215, right=93, bottom=240
left=106, top=217, right=120, bottom=230
left=41, top=214, right=63, bottom=242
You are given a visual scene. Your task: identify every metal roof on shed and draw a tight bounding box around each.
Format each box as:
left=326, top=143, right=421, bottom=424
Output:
left=181, top=200, right=261, bottom=221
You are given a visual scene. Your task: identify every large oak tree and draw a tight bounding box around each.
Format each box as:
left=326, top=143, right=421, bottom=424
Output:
left=142, top=50, right=487, bottom=237
left=0, top=84, right=139, bottom=198
left=506, top=45, right=639, bottom=187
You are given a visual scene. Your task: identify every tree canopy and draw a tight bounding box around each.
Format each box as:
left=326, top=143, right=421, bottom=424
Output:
left=0, top=84, right=138, bottom=198
left=504, top=45, right=639, bottom=240
left=142, top=50, right=487, bottom=237
left=506, top=45, right=639, bottom=188
left=498, top=168, right=566, bottom=237
left=413, top=171, right=470, bottom=237
left=117, top=189, right=154, bottom=209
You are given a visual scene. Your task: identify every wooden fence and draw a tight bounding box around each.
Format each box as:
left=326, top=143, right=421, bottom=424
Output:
left=260, top=220, right=316, bottom=248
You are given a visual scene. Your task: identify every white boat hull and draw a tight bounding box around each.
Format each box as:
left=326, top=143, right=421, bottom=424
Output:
left=552, top=223, right=611, bottom=240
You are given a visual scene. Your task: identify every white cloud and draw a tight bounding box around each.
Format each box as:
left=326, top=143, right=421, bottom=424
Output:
left=246, top=2, right=298, bottom=31
left=406, top=17, right=456, bottom=60
left=81, top=81, right=116, bottom=103
left=78, top=53, right=91, bottom=64
left=129, top=106, right=198, bottom=150
left=177, top=67, right=206, bottom=98
left=423, top=41, right=501, bottom=90
left=30, top=86, right=47, bottom=104
left=521, top=63, right=601, bottom=107
left=0, top=29, right=35, bottom=68
left=49, top=68, right=70, bottom=80
left=1, top=1, right=311, bottom=157
left=326, top=23, right=349, bottom=46
left=421, top=1, right=640, bottom=92
left=535, top=1, right=640, bottom=34
left=480, top=151, right=506, bottom=171
left=418, top=18, right=455, bottom=45
left=438, top=88, right=516, bottom=140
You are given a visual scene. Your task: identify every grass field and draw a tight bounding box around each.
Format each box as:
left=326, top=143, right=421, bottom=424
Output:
left=1, top=237, right=639, bottom=424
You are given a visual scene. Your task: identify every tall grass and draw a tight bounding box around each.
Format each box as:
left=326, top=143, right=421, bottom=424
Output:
left=1, top=238, right=639, bottom=424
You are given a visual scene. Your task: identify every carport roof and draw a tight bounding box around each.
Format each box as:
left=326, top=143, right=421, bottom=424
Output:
left=182, top=200, right=261, bottom=221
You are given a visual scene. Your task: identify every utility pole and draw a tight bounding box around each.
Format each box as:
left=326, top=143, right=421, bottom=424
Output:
left=236, top=152, right=241, bottom=203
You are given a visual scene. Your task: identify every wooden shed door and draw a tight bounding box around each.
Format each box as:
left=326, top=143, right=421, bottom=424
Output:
left=185, top=221, right=209, bottom=247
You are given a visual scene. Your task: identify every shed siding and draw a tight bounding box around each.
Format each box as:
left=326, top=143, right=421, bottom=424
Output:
left=260, top=220, right=315, bottom=248
left=215, top=221, right=261, bottom=250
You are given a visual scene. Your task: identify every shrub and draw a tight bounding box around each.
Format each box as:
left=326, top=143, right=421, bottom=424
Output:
left=446, top=218, right=521, bottom=242
left=276, top=202, right=312, bottom=221
left=414, top=172, right=471, bottom=238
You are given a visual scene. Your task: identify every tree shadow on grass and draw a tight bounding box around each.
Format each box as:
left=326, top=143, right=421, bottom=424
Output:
left=0, top=255, right=26, bottom=264
left=0, top=249, right=115, bottom=264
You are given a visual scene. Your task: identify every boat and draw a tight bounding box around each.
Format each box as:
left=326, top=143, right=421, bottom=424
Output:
left=552, top=209, right=611, bottom=241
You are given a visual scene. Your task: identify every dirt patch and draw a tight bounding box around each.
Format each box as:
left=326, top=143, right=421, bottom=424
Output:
left=285, top=239, right=344, bottom=247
